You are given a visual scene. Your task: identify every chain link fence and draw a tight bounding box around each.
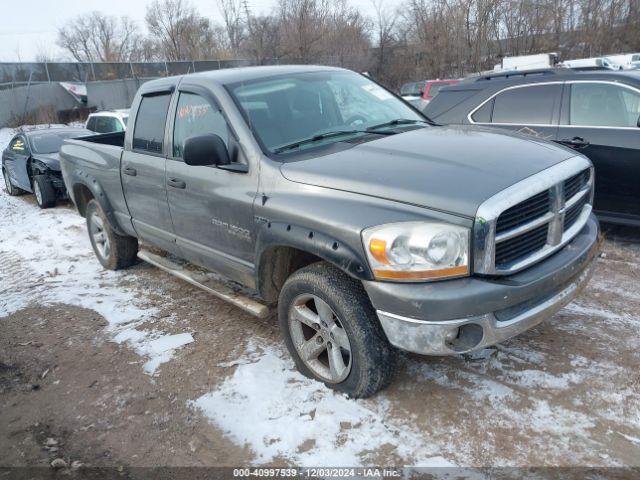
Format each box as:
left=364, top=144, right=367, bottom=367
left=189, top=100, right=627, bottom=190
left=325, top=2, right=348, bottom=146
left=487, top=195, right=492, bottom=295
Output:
left=0, top=60, right=260, bottom=89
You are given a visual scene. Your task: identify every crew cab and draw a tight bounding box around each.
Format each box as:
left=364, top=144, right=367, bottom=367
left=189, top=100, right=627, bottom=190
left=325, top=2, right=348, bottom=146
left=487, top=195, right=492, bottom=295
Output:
left=59, top=66, right=600, bottom=397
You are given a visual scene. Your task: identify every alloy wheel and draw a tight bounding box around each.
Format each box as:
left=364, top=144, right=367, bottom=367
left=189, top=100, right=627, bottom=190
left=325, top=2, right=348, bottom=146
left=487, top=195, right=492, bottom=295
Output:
left=89, top=214, right=111, bottom=260
left=34, top=181, right=43, bottom=206
left=288, top=294, right=352, bottom=383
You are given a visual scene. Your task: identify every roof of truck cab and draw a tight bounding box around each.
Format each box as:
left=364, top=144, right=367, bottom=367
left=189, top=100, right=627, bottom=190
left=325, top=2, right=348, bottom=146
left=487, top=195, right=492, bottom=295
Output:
left=140, top=65, right=348, bottom=92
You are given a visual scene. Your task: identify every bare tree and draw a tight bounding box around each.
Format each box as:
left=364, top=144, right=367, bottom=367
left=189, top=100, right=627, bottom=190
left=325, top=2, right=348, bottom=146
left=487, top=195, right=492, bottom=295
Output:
left=217, top=0, right=246, bottom=54
left=57, top=12, right=140, bottom=62
left=244, top=15, right=281, bottom=63
left=146, top=0, right=228, bottom=60
left=371, top=0, right=398, bottom=76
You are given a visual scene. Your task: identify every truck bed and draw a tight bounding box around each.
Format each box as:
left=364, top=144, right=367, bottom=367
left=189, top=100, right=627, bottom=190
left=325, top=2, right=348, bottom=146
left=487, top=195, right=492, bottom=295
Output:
left=78, top=131, right=125, bottom=147
left=59, top=131, right=128, bottom=222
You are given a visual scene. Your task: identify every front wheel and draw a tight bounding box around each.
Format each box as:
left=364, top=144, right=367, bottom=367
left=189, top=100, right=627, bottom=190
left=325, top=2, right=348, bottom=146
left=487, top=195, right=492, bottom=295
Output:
left=278, top=262, right=396, bottom=398
left=33, top=175, right=56, bottom=208
left=86, top=199, right=138, bottom=270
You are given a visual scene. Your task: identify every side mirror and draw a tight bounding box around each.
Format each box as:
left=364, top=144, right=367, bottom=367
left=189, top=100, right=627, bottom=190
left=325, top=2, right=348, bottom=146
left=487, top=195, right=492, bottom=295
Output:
left=183, top=134, right=230, bottom=167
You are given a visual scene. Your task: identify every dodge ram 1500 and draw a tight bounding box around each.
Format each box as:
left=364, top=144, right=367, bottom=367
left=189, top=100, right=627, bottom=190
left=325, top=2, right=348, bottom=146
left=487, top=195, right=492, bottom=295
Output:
left=60, top=65, right=600, bottom=397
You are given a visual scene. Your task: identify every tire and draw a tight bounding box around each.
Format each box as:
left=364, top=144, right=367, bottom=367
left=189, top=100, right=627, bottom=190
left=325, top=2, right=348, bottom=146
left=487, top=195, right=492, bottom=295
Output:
left=278, top=262, right=396, bottom=398
left=3, top=168, right=23, bottom=196
left=32, top=175, right=57, bottom=209
left=86, top=199, right=138, bottom=270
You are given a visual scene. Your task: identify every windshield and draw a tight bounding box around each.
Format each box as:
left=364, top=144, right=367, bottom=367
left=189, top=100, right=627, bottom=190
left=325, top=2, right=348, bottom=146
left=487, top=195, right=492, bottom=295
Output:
left=30, top=131, right=89, bottom=154
left=228, top=71, right=425, bottom=154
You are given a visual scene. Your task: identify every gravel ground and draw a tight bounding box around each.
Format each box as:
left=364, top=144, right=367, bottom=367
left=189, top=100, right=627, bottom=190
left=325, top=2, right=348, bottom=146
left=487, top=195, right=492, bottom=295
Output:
left=1, top=182, right=639, bottom=474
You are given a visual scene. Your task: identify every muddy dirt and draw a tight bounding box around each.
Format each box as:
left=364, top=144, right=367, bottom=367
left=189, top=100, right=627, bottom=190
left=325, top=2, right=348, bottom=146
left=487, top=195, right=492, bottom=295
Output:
left=1, top=191, right=640, bottom=475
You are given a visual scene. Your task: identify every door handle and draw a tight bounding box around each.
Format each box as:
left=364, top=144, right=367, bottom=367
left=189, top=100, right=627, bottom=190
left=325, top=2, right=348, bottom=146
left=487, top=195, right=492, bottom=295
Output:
left=167, top=178, right=186, bottom=189
left=123, top=166, right=137, bottom=176
left=559, top=137, right=590, bottom=149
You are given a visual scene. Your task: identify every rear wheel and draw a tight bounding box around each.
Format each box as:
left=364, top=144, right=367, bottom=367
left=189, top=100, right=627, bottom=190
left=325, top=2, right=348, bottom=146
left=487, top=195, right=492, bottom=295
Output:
left=3, top=168, right=22, bottom=196
left=86, top=199, right=138, bottom=270
left=32, top=175, right=56, bottom=208
left=278, top=262, right=396, bottom=398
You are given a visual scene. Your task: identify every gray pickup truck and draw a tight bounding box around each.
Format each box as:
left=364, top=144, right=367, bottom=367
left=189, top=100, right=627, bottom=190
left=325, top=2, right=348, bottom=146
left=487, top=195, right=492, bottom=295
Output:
left=60, top=65, right=600, bottom=397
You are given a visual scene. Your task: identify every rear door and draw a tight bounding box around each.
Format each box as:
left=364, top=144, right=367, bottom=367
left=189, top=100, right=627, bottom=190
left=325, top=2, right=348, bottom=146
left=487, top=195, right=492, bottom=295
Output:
left=165, top=86, right=259, bottom=286
left=121, top=91, right=176, bottom=252
left=557, top=81, right=640, bottom=221
left=4, top=135, right=31, bottom=190
left=469, top=82, right=562, bottom=141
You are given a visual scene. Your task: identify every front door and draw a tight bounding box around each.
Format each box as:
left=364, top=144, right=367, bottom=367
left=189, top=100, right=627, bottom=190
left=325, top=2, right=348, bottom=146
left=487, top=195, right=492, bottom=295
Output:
left=556, top=81, right=640, bottom=221
left=4, top=135, right=31, bottom=191
left=165, top=89, right=259, bottom=287
left=121, top=91, right=176, bottom=252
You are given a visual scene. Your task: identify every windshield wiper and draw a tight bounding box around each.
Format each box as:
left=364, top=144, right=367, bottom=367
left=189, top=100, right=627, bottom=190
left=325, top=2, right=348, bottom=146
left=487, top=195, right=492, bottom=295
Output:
left=273, top=129, right=394, bottom=154
left=366, top=118, right=430, bottom=132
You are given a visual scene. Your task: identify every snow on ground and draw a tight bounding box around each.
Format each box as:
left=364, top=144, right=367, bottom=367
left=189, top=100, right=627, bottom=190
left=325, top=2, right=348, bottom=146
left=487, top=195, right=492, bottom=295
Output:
left=0, top=128, right=15, bottom=150
left=2, top=127, right=640, bottom=467
left=193, top=340, right=455, bottom=466
left=0, top=130, right=192, bottom=375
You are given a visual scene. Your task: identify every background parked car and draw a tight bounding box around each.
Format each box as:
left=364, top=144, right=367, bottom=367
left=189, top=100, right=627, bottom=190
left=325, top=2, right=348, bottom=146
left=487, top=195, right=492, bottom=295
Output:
left=415, top=79, right=460, bottom=109
left=85, top=109, right=130, bottom=134
left=423, top=68, right=640, bottom=226
left=399, top=81, right=427, bottom=105
left=2, top=127, right=92, bottom=208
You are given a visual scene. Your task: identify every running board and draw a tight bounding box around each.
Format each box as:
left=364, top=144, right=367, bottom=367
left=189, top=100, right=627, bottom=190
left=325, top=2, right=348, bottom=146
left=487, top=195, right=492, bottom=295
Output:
left=137, top=250, right=271, bottom=319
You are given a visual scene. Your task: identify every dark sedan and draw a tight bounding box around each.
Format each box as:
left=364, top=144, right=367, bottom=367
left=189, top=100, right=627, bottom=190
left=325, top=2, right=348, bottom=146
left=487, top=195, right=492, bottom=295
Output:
left=2, top=127, right=91, bottom=208
left=423, top=69, right=640, bottom=226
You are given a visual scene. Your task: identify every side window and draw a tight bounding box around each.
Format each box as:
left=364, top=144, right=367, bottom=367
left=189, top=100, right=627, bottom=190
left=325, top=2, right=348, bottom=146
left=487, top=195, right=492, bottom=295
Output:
left=570, top=83, right=640, bottom=127
left=86, top=117, right=96, bottom=131
left=133, top=93, right=172, bottom=154
left=172, top=92, right=229, bottom=158
left=491, top=84, right=561, bottom=124
left=10, top=137, right=27, bottom=154
left=471, top=98, right=494, bottom=123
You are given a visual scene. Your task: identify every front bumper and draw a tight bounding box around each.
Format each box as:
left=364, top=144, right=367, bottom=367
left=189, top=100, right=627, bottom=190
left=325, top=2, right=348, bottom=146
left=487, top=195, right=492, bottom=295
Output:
left=364, top=215, right=600, bottom=355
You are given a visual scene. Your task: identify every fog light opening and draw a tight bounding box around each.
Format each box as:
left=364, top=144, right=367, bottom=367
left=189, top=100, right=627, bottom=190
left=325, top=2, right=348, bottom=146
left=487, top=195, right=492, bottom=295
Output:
left=445, top=323, right=483, bottom=353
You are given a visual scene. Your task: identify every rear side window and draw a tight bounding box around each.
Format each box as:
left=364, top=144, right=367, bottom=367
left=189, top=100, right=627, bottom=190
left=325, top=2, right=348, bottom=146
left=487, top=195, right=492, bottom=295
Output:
left=133, top=93, right=172, bottom=154
left=490, top=84, right=560, bottom=124
left=471, top=99, right=494, bottom=123
left=172, top=92, right=229, bottom=158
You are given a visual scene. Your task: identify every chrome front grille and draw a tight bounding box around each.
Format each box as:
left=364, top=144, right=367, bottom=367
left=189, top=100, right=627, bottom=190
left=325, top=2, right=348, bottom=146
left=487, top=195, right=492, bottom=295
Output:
left=495, top=190, right=551, bottom=234
left=474, top=156, right=594, bottom=275
left=494, top=223, right=549, bottom=266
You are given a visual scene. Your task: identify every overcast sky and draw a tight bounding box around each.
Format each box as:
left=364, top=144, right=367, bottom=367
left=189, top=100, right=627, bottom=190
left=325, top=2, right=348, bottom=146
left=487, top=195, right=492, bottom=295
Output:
left=0, top=0, right=399, bottom=62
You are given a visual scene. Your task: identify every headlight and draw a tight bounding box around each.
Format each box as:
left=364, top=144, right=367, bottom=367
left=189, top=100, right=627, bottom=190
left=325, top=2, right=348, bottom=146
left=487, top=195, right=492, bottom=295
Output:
left=362, top=222, right=470, bottom=282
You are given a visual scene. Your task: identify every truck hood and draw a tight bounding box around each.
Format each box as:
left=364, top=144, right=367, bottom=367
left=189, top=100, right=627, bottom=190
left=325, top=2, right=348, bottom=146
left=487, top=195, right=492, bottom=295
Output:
left=280, top=125, right=575, bottom=218
left=32, top=152, right=61, bottom=171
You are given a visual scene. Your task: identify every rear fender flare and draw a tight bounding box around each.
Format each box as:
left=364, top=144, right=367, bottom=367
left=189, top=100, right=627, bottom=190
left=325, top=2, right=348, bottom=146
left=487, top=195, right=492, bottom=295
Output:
left=71, top=170, right=126, bottom=236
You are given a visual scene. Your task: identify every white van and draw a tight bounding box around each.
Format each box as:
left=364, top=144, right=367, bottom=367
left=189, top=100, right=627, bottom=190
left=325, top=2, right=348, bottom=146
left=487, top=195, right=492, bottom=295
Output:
left=604, top=53, right=640, bottom=70
left=561, top=57, right=617, bottom=70
left=495, top=53, right=559, bottom=71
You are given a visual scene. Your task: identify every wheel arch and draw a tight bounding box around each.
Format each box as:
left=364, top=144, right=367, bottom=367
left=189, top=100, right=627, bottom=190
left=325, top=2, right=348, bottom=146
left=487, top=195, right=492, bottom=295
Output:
left=255, top=221, right=373, bottom=303
left=70, top=175, right=126, bottom=236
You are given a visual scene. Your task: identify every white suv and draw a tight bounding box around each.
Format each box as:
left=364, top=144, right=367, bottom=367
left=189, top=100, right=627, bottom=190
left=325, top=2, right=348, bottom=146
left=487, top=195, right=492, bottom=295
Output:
left=85, top=109, right=130, bottom=134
